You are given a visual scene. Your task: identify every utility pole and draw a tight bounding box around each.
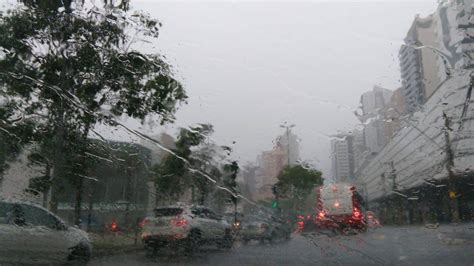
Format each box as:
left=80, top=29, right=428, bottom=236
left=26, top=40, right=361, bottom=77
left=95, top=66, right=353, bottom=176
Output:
left=442, top=111, right=460, bottom=222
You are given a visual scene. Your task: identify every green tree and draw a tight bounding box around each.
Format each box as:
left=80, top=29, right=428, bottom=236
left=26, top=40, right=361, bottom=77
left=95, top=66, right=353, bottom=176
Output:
left=223, top=161, right=239, bottom=222
left=152, top=124, right=213, bottom=203
left=0, top=100, right=35, bottom=182
left=0, top=0, right=186, bottom=223
left=275, top=164, right=323, bottom=212
left=190, top=143, right=223, bottom=205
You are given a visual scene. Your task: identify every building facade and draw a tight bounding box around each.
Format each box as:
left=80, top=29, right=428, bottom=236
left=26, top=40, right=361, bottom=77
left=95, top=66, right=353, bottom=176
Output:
left=254, top=130, right=300, bottom=201
left=358, top=86, right=393, bottom=154
left=331, top=134, right=355, bottom=182
left=399, top=0, right=474, bottom=114
left=276, top=130, right=299, bottom=165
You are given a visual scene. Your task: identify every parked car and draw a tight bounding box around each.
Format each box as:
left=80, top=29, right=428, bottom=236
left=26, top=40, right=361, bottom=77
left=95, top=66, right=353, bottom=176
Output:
left=239, top=219, right=271, bottom=243
left=0, top=199, right=92, bottom=264
left=224, top=212, right=244, bottom=233
left=141, top=205, right=233, bottom=254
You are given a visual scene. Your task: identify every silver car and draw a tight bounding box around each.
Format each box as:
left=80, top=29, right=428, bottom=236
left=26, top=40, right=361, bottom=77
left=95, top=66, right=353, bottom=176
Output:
left=0, top=200, right=92, bottom=264
left=141, top=205, right=233, bottom=254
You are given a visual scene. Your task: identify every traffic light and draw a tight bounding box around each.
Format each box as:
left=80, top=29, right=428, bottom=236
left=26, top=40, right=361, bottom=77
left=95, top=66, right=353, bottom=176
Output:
left=271, top=199, right=278, bottom=208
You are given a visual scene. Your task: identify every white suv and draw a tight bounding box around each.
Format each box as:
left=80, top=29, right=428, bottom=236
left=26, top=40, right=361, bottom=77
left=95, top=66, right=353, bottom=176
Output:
left=141, top=205, right=233, bottom=254
left=0, top=200, right=92, bottom=264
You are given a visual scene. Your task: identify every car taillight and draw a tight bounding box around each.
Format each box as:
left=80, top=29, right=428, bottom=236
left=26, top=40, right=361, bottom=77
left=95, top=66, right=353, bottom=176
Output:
left=110, top=221, right=118, bottom=232
left=318, top=211, right=325, bottom=219
left=352, top=208, right=361, bottom=219
left=170, top=216, right=188, bottom=227
left=140, top=218, right=150, bottom=228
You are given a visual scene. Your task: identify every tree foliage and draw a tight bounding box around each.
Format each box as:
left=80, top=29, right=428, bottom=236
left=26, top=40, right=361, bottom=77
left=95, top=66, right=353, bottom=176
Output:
left=223, top=161, right=239, bottom=204
left=275, top=164, right=323, bottom=204
left=0, top=101, right=35, bottom=178
left=153, top=124, right=213, bottom=202
left=0, top=0, right=186, bottom=221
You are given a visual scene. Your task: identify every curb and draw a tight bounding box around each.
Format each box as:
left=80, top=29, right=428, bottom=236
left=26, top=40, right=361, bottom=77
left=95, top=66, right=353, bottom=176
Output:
left=437, top=232, right=474, bottom=245
left=91, top=245, right=143, bottom=259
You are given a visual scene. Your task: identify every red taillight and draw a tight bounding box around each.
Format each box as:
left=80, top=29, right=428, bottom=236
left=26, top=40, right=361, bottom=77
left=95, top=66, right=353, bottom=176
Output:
left=111, top=221, right=118, bottom=231
left=140, top=218, right=150, bottom=228
left=170, top=216, right=188, bottom=227
left=352, top=208, right=361, bottom=219
left=318, top=211, right=325, bottom=219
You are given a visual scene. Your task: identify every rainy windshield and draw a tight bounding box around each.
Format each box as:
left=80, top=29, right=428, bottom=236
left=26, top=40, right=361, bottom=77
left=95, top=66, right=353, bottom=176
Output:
left=320, top=184, right=354, bottom=215
left=0, top=0, right=473, bottom=265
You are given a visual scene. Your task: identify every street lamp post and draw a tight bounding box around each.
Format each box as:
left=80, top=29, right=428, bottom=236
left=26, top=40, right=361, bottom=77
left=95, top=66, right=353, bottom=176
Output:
left=280, top=123, right=295, bottom=166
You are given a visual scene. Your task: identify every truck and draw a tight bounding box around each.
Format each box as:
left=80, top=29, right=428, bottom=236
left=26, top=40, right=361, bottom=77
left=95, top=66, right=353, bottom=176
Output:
left=306, top=183, right=367, bottom=233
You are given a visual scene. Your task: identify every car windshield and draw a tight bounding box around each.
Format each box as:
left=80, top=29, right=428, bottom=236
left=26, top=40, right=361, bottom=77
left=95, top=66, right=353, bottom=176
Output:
left=0, top=0, right=474, bottom=265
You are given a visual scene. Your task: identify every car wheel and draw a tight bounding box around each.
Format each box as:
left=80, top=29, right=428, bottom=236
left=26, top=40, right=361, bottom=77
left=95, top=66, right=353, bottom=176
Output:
left=269, top=231, right=277, bottom=243
left=185, top=229, right=201, bottom=255
left=358, top=224, right=368, bottom=233
left=219, top=231, right=233, bottom=249
left=145, top=245, right=159, bottom=258
left=68, top=244, right=91, bottom=264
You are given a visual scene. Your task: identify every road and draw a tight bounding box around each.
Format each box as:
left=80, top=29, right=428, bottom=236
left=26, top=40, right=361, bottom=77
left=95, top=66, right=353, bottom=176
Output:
left=90, top=224, right=474, bottom=266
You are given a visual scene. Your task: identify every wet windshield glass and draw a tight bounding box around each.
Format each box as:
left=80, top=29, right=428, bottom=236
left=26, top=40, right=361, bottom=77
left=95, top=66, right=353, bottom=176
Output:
left=0, top=0, right=473, bottom=265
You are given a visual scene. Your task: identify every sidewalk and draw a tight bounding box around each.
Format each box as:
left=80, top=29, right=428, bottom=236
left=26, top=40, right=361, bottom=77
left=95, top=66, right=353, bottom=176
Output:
left=425, top=222, right=474, bottom=245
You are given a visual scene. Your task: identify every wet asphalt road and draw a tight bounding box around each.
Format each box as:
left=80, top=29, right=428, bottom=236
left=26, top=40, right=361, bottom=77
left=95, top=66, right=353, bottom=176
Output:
left=90, top=224, right=474, bottom=266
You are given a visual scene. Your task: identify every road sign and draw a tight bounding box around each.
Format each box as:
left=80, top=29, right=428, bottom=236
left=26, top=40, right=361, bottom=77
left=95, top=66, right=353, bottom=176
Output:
left=449, top=191, right=456, bottom=199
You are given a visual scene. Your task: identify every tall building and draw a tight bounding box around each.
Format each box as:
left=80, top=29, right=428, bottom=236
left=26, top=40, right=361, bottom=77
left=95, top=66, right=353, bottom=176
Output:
left=352, top=129, right=367, bottom=172
left=331, top=134, right=355, bottom=182
left=360, top=86, right=393, bottom=118
left=358, top=86, right=393, bottom=154
left=399, top=0, right=474, bottom=113
left=254, top=131, right=300, bottom=200
left=276, top=130, right=299, bottom=165
left=355, top=0, right=474, bottom=208
left=240, top=164, right=259, bottom=200
left=399, top=14, right=440, bottom=113
left=436, top=0, right=474, bottom=70
left=382, top=87, right=407, bottom=140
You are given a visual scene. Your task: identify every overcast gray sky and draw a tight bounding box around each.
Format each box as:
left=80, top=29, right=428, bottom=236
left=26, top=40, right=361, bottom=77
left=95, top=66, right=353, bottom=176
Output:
left=124, top=0, right=438, bottom=175
left=108, top=0, right=437, bottom=176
